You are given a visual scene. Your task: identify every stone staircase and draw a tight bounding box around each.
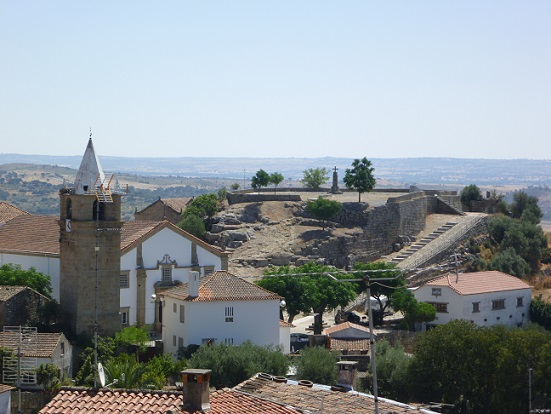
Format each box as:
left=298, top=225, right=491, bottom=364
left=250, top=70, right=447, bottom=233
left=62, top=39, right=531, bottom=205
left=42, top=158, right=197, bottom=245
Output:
left=389, top=222, right=458, bottom=265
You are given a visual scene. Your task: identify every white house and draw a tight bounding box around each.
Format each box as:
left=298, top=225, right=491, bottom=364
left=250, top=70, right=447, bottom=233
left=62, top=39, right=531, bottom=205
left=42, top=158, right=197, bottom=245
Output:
left=161, top=270, right=282, bottom=356
left=413, top=270, right=532, bottom=328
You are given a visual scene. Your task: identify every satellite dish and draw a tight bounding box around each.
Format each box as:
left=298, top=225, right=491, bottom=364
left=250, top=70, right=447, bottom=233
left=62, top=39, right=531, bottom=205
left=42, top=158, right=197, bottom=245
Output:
left=98, top=362, right=106, bottom=387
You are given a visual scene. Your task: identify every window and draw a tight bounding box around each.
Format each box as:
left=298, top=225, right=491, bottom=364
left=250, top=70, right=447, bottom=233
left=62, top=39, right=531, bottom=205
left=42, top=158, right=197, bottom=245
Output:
left=173, top=303, right=177, bottom=313
left=492, top=299, right=505, bottom=310
left=162, top=266, right=172, bottom=282
left=173, top=336, right=177, bottom=347
left=203, top=266, right=215, bottom=276
left=517, top=297, right=524, bottom=307
left=180, top=305, right=185, bottom=323
left=178, top=337, right=184, bottom=348
left=429, top=302, right=448, bottom=313
left=120, top=272, right=129, bottom=289
left=472, top=302, right=480, bottom=313
left=225, top=306, right=234, bottom=322
left=120, top=307, right=130, bottom=326
left=225, top=338, right=233, bottom=345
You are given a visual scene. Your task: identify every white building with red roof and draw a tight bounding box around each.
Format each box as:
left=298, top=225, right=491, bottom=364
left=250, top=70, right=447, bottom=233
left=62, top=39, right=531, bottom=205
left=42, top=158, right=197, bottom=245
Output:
left=161, top=270, right=282, bottom=355
left=413, top=270, right=532, bottom=328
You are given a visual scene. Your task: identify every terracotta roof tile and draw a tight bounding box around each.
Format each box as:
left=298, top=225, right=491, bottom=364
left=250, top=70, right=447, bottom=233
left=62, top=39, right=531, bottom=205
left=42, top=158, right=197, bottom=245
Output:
left=163, top=198, right=192, bottom=213
left=234, top=375, right=438, bottom=414
left=328, top=338, right=371, bottom=352
left=0, top=202, right=29, bottom=223
left=164, top=270, right=281, bottom=302
left=0, top=384, right=15, bottom=394
left=424, top=270, right=532, bottom=295
left=279, top=320, right=295, bottom=328
left=0, top=332, right=65, bottom=358
left=0, top=214, right=59, bottom=255
left=323, top=321, right=371, bottom=336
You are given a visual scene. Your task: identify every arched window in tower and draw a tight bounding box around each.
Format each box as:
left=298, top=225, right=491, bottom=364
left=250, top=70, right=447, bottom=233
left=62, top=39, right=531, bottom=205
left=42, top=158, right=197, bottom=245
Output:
left=93, top=200, right=105, bottom=221
left=66, top=199, right=72, bottom=219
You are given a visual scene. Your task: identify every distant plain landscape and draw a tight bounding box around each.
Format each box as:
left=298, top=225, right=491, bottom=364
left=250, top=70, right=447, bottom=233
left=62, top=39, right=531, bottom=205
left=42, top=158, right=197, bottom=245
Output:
left=1, top=154, right=550, bottom=222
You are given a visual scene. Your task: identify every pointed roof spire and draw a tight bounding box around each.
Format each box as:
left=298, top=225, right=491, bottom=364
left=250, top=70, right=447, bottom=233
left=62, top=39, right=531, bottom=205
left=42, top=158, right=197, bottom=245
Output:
left=74, top=131, right=105, bottom=194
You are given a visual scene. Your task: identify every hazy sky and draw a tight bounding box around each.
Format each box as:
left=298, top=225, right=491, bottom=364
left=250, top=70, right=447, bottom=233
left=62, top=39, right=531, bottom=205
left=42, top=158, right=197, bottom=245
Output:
left=1, top=1, right=549, bottom=159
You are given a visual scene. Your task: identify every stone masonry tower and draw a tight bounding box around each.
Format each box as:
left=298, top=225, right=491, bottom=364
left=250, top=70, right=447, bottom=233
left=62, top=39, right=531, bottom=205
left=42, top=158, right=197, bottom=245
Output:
left=59, top=138, right=122, bottom=337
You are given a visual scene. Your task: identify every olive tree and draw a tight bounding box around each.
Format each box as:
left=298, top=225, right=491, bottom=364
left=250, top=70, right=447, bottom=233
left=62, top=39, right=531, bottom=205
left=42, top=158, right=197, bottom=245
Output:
left=343, top=157, right=376, bottom=202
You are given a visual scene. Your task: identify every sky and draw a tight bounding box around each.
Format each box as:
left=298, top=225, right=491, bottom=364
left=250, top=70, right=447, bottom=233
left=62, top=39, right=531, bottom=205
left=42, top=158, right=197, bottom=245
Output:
left=1, top=1, right=550, bottom=160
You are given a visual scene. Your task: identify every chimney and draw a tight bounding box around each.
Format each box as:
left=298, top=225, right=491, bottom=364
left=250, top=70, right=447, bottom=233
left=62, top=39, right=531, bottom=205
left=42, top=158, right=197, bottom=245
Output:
left=181, top=369, right=211, bottom=412
left=188, top=271, right=200, bottom=298
left=336, top=360, right=358, bottom=390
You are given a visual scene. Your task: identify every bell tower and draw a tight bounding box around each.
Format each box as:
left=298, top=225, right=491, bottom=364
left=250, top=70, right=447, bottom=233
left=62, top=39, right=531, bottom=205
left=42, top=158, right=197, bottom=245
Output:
left=59, top=137, right=122, bottom=337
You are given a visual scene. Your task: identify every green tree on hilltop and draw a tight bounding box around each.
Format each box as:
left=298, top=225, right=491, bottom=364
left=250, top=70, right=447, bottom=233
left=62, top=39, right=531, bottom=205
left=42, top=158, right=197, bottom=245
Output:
left=306, top=197, right=342, bottom=230
left=251, top=169, right=270, bottom=189
left=302, top=167, right=330, bottom=189
left=343, top=157, right=376, bottom=202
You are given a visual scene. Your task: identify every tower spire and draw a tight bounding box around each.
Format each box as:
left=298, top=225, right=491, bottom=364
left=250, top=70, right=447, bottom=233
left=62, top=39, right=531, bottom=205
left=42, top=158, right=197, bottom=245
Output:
left=74, top=132, right=105, bottom=194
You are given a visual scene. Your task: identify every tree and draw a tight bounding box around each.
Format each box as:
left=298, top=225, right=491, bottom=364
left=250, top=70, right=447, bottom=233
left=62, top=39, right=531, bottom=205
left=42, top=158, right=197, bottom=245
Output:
left=36, top=363, right=61, bottom=392
left=217, top=187, right=228, bottom=201
left=0, top=263, right=52, bottom=297
left=305, top=197, right=342, bottom=230
left=115, top=326, right=150, bottom=362
left=179, top=214, right=206, bottom=239
left=343, top=157, right=376, bottom=202
left=230, top=183, right=240, bottom=191
left=140, top=354, right=186, bottom=390
left=296, top=346, right=339, bottom=385
left=369, top=339, right=411, bottom=400
left=391, top=289, right=436, bottom=330
left=104, top=354, right=147, bottom=388
left=301, top=168, right=329, bottom=189
left=259, top=262, right=358, bottom=334
left=183, top=193, right=218, bottom=221
left=460, top=184, right=483, bottom=211
left=269, top=172, right=284, bottom=192
left=187, top=341, right=289, bottom=389
left=251, top=169, right=270, bottom=189
left=353, top=262, right=404, bottom=325
left=510, top=191, right=543, bottom=224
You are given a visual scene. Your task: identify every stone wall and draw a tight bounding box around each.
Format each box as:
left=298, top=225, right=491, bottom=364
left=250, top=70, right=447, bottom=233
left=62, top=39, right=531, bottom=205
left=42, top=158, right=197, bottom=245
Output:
left=11, top=390, right=52, bottom=414
left=227, top=193, right=301, bottom=205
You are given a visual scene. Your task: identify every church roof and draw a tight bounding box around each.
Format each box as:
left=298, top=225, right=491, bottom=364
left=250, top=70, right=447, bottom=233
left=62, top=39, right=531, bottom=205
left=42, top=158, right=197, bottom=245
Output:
left=74, top=138, right=104, bottom=195
left=164, top=270, right=281, bottom=302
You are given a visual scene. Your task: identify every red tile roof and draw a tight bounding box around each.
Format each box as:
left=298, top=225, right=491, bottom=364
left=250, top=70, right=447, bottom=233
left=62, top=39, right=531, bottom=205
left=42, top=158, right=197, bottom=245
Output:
left=0, top=215, right=59, bottom=255
left=234, top=375, right=436, bottom=413
left=323, top=321, right=371, bottom=336
left=279, top=320, right=295, bottom=328
left=424, top=271, right=532, bottom=295
left=0, top=202, right=29, bottom=223
left=0, top=332, right=66, bottom=358
left=39, top=387, right=301, bottom=414
left=164, top=271, right=281, bottom=302
left=163, top=198, right=192, bottom=213
left=0, top=384, right=14, bottom=394
left=328, top=338, right=371, bottom=352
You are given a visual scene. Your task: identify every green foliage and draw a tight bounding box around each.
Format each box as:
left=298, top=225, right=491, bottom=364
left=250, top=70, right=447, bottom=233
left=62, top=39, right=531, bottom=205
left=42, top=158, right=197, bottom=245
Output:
left=217, top=187, right=228, bottom=201
left=251, top=169, right=270, bottom=189
left=391, top=289, right=436, bottom=329
left=179, top=214, right=206, bottom=239
left=269, top=172, right=284, bottom=189
left=0, top=263, right=52, bottom=297
left=177, top=344, right=201, bottom=360
left=343, top=157, right=376, bottom=202
left=487, top=247, right=531, bottom=278
left=36, top=363, right=61, bottom=392
left=230, top=183, right=240, bottom=191
left=260, top=262, right=358, bottom=333
left=296, top=346, right=339, bottom=385
left=408, top=320, right=551, bottom=413
left=530, top=297, right=551, bottom=330
left=510, top=191, right=543, bottom=224
left=140, top=354, right=187, bottom=390
left=115, top=326, right=150, bottom=362
left=371, top=340, right=411, bottom=400
left=353, top=262, right=404, bottom=325
left=301, top=167, right=329, bottom=189
left=460, top=184, right=483, bottom=210
left=74, top=336, right=116, bottom=386
left=37, top=299, right=60, bottom=326
left=183, top=193, right=218, bottom=220
left=104, top=354, right=147, bottom=388
left=305, top=197, right=342, bottom=230
left=188, top=341, right=289, bottom=389
left=0, top=348, right=12, bottom=381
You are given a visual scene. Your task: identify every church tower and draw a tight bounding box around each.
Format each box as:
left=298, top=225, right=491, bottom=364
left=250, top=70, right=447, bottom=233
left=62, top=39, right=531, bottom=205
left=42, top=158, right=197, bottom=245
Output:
left=59, top=137, right=122, bottom=337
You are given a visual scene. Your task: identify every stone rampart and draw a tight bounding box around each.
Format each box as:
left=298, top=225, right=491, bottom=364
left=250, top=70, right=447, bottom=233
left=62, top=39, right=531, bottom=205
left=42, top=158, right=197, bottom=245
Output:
left=227, top=193, right=301, bottom=204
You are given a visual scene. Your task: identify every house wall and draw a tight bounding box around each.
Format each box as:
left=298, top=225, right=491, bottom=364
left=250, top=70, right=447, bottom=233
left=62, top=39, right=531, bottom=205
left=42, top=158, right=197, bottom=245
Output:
left=121, top=227, right=224, bottom=327
left=0, top=391, right=9, bottom=414
left=279, top=326, right=291, bottom=354
left=162, top=297, right=280, bottom=357
left=414, top=285, right=532, bottom=327
left=0, top=253, right=60, bottom=300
